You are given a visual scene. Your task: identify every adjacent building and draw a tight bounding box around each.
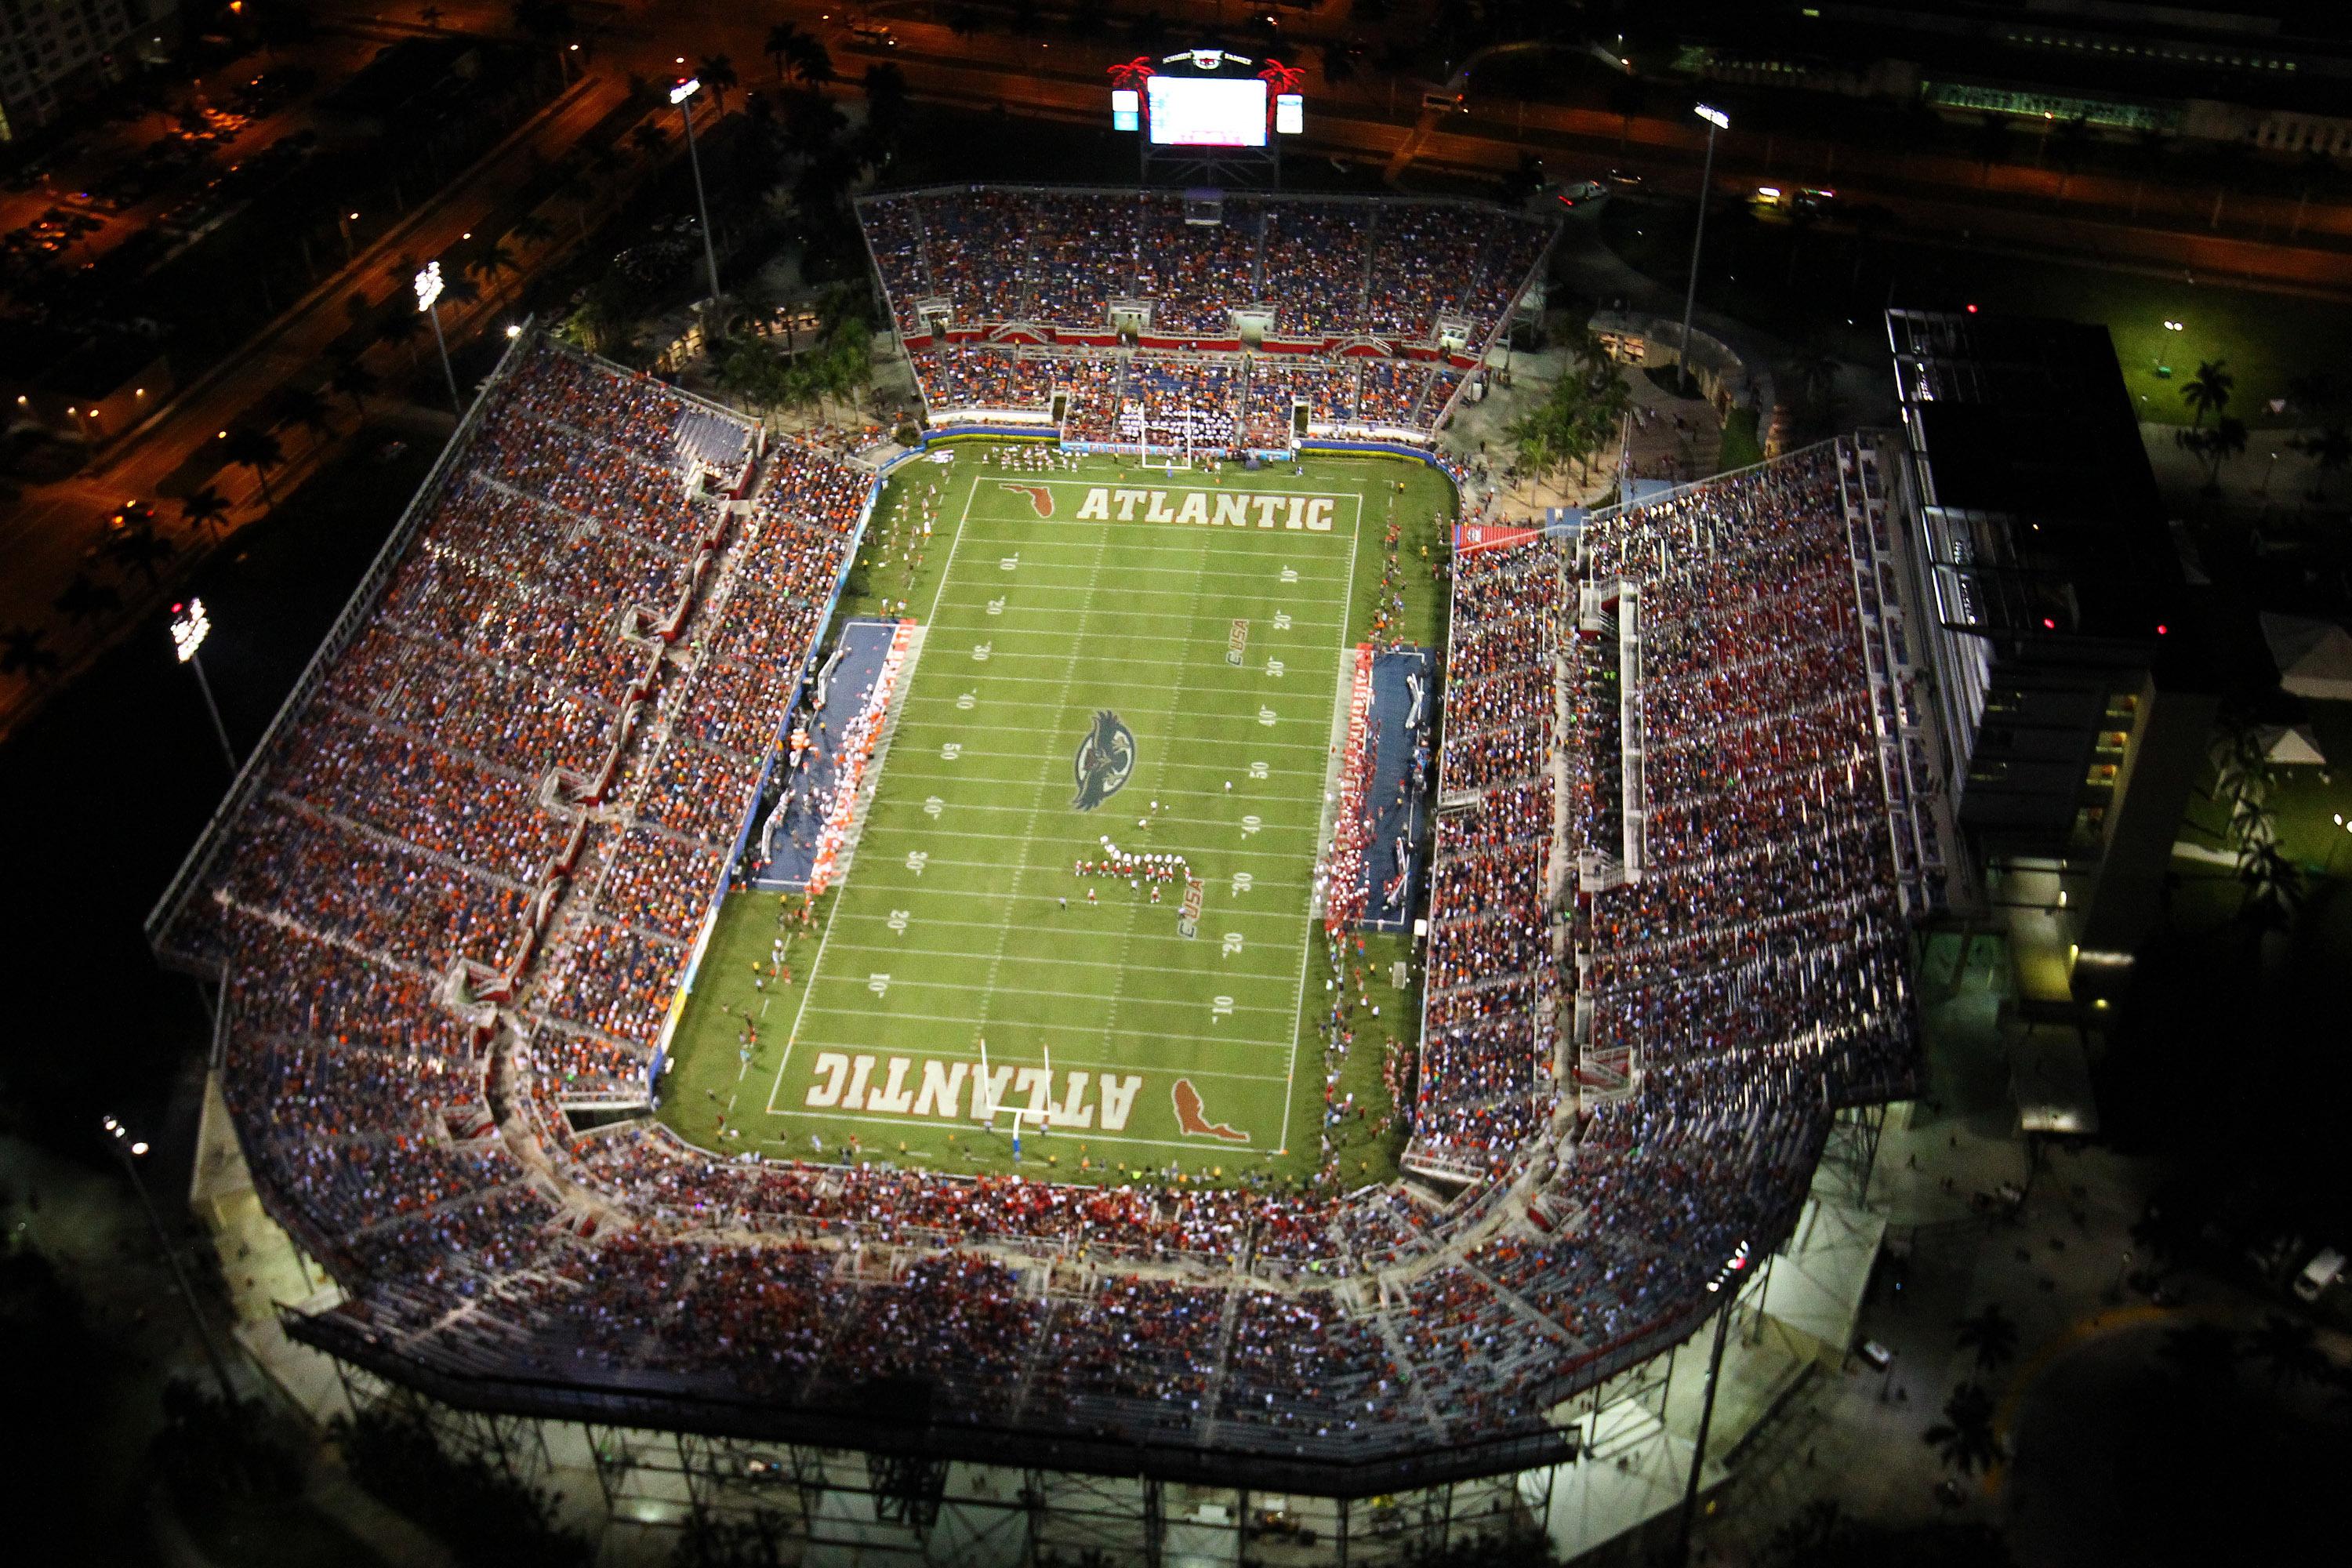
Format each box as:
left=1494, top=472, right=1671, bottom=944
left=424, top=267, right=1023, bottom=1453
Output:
left=1880, top=307, right=2216, bottom=1004
left=0, top=0, right=177, bottom=141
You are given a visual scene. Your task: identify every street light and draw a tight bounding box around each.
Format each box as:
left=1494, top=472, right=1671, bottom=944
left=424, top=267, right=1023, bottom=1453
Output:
left=415, top=260, right=463, bottom=416
left=103, top=1115, right=239, bottom=1404
left=171, top=597, right=238, bottom=775
left=1677, top=103, right=1730, bottom=398
left=670, top=76, right=724, bottom=305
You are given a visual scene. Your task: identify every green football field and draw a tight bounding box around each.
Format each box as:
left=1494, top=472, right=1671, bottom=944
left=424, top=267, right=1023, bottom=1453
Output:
left=657, top=446, right=1453, bottom=1187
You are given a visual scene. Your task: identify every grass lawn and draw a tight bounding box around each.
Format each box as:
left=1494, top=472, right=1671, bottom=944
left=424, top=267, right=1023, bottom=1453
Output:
left=656, top=445, right=1453, bottom=1191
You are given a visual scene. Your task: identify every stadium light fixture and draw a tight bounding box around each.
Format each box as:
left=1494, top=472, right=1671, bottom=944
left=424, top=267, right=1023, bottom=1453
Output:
left=1676, top=105, right=1730, bottom=397
left=171, top=599, right=238, bottom=774
left=672, top=78, right=724, bottom=304
left=415, top=261, right=463, bottom=416
left=103, top=1114, right=238, bottom=1403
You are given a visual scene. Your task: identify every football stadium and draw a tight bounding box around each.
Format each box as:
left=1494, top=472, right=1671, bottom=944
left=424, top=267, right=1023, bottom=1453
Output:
left=148, top=169, right=1933, bottom=1548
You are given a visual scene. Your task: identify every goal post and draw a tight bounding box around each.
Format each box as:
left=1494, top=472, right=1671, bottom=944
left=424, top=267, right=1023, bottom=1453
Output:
left=972, top=1038, right=1054, bottom=1158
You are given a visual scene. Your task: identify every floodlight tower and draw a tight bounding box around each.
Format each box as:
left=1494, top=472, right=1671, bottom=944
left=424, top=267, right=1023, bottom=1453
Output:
left=1677, top=103, right=1730, bottom=397
left=671, top=76, right=724, bottom=304
left=170, top=597, right=238, bottom=775
left=415, top=261, right=463, bottom=414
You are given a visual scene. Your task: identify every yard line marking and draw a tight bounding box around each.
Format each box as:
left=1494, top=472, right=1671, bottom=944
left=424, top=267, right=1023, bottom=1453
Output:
left=786, top=1004, right=1296, bottom=1051
left=798, top=974, right=1294, bottom=1014
left=815, top=938, right=1297, bottom=984
left=781, top=1044, right=1294, bottom=1085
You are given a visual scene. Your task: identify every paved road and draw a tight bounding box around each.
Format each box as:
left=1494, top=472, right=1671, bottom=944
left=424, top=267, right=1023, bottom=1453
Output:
left=0, top=70, right=630, bottom=742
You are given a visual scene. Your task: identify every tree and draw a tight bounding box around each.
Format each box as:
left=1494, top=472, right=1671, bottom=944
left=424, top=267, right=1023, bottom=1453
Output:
left=946, top=6, right=985, bottom=39
left=105, top=519, right=175, bottom=582
left=1973, top=115, right=2016, bottom=187
left=1954, top=1302, right=2020, bottom=1374
left=2289, top=423, right=2351, bottom=501
left=180, top=485, right=233, bottom=538
left=715, top=336, right=788, bottom=412
left=377, top=304, right=425, bottom=372
left=328, top=358, right=379, bottom=420
left=1922, top=1381, right=2002, bottom=1475
left=2285, top=370, right=2338, bottom=419
left=630, top=122, right=669, bottom=162
left=221, top=426, right=285, bottom=513
left=2051, top=115, right=2095, bottom=198
left=2243, top=1314, right=2330, bottom=1389
left=271, top=385, right=335, bottom=442
left=0, top=626, right=60, bottom=681
left=53, top=572, right=122, bottom=624
left=698, top=53, right=738, bottom=114
left=1607, top=71, right=1647, bottom=152
left=782, top=30, right=833, bottom=88
left=1497, top=153, right=1544, bottom=209
left=465, top=241, right=521, bottom=318
left=2158, top=1319, right=2238, bottom=1387
left=860, top=64, right=909, bottom=160
left=510, top=0, right=575, bottom=72
left=2181, top=413, right=2249, bottom=492
left=508, top=211, right=556, bottom=254
left=2183, top=358, right=2234, bottom=426
left=764, top=22, right=803, bottom=85
left=2124, top=127, right=2172, bottom=220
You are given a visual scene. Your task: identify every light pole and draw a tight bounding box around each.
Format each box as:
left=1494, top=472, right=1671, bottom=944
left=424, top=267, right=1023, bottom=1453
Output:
left=1677, top=103, right=1730, bottom=398
left=415, top=260, right=463, bottom=415
left=671, top=76, right=724, bottom=305
left=170, top=597, right=238, bottom=775
left=103, top=1116, right=240, bottom=1405
left=1674, top=1240, right=1751, bottom=1566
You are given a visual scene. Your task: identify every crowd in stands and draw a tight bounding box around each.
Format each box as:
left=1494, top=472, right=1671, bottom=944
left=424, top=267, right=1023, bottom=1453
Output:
left=867, top=187, right=1553, bottom=445
left=162, top=316, right=1915, bottom=1472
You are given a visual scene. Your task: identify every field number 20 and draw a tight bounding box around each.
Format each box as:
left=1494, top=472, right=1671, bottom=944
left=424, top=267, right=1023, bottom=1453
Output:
left=1221, top=932, right=1245, bottom=957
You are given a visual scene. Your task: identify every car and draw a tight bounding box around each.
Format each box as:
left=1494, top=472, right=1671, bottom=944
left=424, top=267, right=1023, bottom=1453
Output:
left=1551, top=180, right=1610, bottom=210
left=1602, top=167, right=1646, bottom=192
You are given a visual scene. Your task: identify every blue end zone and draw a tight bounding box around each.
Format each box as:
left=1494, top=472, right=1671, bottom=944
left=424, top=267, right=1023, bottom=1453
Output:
left=1360, top=646, right=1434, bottom=931
left=749, top=617, right=905, bottom=892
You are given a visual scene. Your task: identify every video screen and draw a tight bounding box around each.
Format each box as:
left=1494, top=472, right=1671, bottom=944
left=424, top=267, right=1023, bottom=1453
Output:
left=1147, top=77, right=1269, bottom=147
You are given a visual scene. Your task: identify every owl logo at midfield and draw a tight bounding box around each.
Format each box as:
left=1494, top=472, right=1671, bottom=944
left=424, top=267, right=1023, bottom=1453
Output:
left=1071, top=710, right=1136, bottom=811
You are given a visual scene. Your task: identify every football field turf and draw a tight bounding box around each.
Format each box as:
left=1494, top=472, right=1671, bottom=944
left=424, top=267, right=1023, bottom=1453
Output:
left=659, top=448, right=1451, bottom=1185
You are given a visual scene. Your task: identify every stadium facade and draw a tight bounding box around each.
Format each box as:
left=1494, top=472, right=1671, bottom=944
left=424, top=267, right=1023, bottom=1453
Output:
left=1881, top=308, right=2215, bottom=1004
left=149, top=190, right=1936, bottom=1555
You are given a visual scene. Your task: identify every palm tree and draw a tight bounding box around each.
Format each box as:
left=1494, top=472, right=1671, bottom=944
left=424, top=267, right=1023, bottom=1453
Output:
left=782, top=31, right=833, bottom=88
left=180, top=485, right=233, bottom=538
left=2290, top=423, right=2351, bottom=501
left=221, top=426, right=285, bottom=513
left=764, top=22, right=803, bottom=85
left=2158, top=1319, right=2238, bottom=1387
left=860, top=63, right=909, bottom=155
left=272, top=385, right=335, bottom=443
left=2051, top=115, right=2095, bottom=198
left=103, top=520, right=174, bottom=583
left=1954, top=1302, right=2020, bottom=1374
left=2285, top=370, right=2338, bottom=419
left=1973, top=115, right=2016, bottom=188
left=0, top=626, right=60, bottom=682
left=508, top=212, right=557, bottom=256
left=554, top=158, right=599, bottom=241
left=53, top=572, right=123, bottom=624
left=2244, top=1315, right=2330, bottom=1390
left=465, top=241, right=521, bottom=318
left=629, top=122, right=668, bottom=163
left=328, top=358, right=379, bottom=421
left=377, top=305, right=425, bottom=372
left=697, top=54, right=738, bottom=114
left=1921, top=1381, right=2002, bottom=1476
left=2183, top=358, right=2234, bottom=426
left=2124, top=127, right=2172, bottom=220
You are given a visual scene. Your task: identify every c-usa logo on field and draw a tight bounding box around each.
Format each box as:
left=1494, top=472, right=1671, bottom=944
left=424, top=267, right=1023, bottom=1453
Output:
left=1071, top=710, right=1137, bottom=811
